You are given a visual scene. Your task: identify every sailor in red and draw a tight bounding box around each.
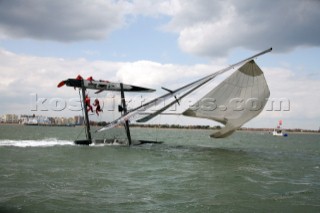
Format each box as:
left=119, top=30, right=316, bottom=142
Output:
left=74, top=75, right=83, bottom=89
left=85, top=95, right=93, bottom=113
left=76, top=75, right=83, bottom=80
left=93, top=98, right=103, bottom=116
left=87, top=76, right=94, bottom=83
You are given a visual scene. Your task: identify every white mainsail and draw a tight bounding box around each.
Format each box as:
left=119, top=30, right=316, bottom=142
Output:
left=183, top=60, right=270, bottom=138
left=96, top=48, right=272, bottom=136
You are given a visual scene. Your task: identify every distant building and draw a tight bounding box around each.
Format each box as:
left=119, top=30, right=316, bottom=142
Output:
left=19, top=114, right=51, bottom=125
left=20, top=114, right=36, bottom=124
left=2, top=114, right=19, bottom=123
left=48, top=117, right=55, bottom=125
left=0, top=114, right=82, bottom=126
left=74, top=116, right=84, bottom=125
left=37, top=115, right=50, bottom=125
left=68, top=117, right=75, bottom=125
left=54, top=117, right=65, bottom=125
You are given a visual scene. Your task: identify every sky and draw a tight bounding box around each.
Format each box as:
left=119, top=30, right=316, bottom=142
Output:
left=0, top=0, right=320, bottom=130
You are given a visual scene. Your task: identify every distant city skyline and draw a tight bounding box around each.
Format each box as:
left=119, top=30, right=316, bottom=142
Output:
left=0, top=0, right=320, bottom=130
left=0, top=113, right=84, bottom=126
left=1, top=113, right=319, bottom=133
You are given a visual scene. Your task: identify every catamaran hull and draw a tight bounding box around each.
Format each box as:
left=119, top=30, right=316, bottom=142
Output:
left=63, top=79, right=155, bottom=92
left=74, top=139, right=163, bottom=146
left=74, top=139, right=92, bottom=145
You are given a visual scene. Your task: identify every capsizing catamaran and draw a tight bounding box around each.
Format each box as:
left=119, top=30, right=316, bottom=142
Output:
left=58, top=48, right=272, bottom=145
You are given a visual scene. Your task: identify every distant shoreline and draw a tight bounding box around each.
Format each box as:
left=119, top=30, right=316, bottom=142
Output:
left=0, top=123, right=80, bottom=126
left=1, top=123, right=319, bottom=134
left=131, top=126, right=320, bottom=134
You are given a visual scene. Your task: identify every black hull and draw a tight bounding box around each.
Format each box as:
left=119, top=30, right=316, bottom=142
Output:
left=74, top=139, right=163, bottom=146
left=74, top=140, right=92, bottom=145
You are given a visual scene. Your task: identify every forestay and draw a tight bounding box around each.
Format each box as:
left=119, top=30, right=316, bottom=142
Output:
left=183, top=60, right=270, bottom=138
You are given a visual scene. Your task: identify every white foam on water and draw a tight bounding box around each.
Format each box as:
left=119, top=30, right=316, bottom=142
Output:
left=89, top=142, right=124, bottom=147
left=0, top=138, right=74, bottom=147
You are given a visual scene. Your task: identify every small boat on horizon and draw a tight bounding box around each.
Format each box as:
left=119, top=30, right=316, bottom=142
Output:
left=272, top=120, right=288, bottom=137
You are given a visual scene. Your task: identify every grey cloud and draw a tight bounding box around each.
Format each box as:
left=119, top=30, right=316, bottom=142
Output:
left=165, top=0, right=320, bottom=57
left=0, top=0, right=125, bottom=41
left=1, top=0, right=320, bottom=56
left=165, top=0, right=225, bottom=31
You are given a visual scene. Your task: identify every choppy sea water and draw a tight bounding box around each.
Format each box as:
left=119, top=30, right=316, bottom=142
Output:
left=0, top=125, right=320, bottom=212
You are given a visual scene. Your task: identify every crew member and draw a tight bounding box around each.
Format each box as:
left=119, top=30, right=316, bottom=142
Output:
left=76, top=75, right=83, bottom=80
left=85, top=95, right=93, bottom=113
left=87, top=76, right=94, bottom=83
left=93, top=98, right=103, bottom=115
left=74, top=75, right=83, bottom=90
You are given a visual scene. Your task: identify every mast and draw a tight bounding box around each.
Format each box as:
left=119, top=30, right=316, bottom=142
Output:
left=81, top=80, right=92, bottom=143
left=120, top=83, right=132, bottom=146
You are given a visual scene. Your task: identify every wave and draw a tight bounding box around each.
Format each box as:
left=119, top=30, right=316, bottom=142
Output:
left=0, top=138, right=74, bottom=147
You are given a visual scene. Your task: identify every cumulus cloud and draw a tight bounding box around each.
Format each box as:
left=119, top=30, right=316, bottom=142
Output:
left=0, top=49, right=214, bottom=117
left=116, top=60, right=218, bottom=88
left=246, top=66, right=320, bottom=129
left=0, top=49, right=319, bottom=128
left=164, top=0, right=320, bottom=57
left=1, top=0, right=319, bottom=58
left=0, top=0, right=127, bottom=41
left=0, top=48, right=216, bottom=102
left=265, top=67, right=320, bottom=119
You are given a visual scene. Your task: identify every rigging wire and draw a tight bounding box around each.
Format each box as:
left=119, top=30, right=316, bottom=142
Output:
left=88, top=91, right=105, bottom=141
left=97, top=95, right=108, bottom=140
left=102, top=94, right=114, bottom=140
left=99, top=92, right=122, bottom=141
left=155, top=114, right=161, bottom=142
left=75, top=123, right=85, bottom=140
